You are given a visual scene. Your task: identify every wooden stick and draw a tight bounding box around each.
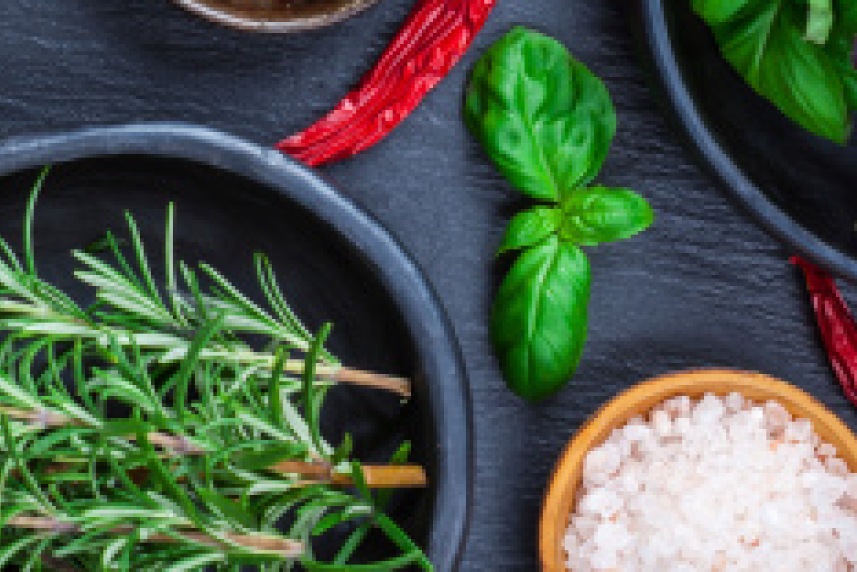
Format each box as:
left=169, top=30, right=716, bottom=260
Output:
left=7, top=516, right=303, bottom=558
left=268, top=461, right=427, bottom=488
left=266, top=460, right=332, bottom=479
left=40, top=460, right=427, bottom=489
left=331, top=465, right=428, bottom=488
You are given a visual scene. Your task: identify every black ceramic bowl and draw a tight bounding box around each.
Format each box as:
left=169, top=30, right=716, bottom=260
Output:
left=633, top=0, right=857, bottom=280
left=0, top=123, right=471, bottom=570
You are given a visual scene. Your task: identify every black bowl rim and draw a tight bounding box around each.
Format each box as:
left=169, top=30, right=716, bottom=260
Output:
left=0, top=122, right=472, bottom=571
left=637, top=0, right=857, bottom=282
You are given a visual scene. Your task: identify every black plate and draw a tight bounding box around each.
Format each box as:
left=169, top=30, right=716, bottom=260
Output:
left=633, top=0, right=857, bottom=280
left=0, top=123, right=471, bottom=571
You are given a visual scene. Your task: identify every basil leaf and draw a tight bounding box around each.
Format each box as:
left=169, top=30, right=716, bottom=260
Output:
left=694, top=0, right=855, bottom=143
left=561, top=186, right=654, bottom=246
left=464, top=27, right=616, bottom=202
left=805, top=0, right=834, bottom=44
left=838, top=0, right=857, bottom=30
left=843, top=64, right=857, bottom=111
left=691, top=0, right=751, bottom=23
left=499, top=207, right=560, bottom=255
left=831, top=2, right=857, bottom=110
left=492, top=236, right=590, bottom=401
left=831, top=35, right=857, bottom=111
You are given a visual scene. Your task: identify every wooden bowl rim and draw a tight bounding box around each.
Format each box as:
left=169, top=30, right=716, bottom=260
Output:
left=172, top=0, right=381, bottom=33
left=538, top=369, right=857, bottom=572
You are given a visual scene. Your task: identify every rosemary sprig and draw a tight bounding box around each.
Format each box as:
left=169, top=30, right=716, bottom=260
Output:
left=0, top=172, right=409, bottom=397
left=0, top=169, right=431, bottom=571
left=6, top=516, right=304, bottom=558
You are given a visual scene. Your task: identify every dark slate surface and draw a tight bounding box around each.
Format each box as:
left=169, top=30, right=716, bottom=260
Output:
left=2, top=0, right=855, bottom=570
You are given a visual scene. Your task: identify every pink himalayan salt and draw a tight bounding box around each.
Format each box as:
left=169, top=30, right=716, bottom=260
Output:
left=564, top=393, right=857, bottom=572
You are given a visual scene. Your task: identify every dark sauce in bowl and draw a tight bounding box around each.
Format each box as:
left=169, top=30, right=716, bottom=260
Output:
left=204, top=0, right=358, bottom=18
left=173, top=0, right=380, bottom=32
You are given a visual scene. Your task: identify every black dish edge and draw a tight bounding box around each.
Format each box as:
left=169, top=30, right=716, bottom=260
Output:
left=0, top=122, right=473, bottom=572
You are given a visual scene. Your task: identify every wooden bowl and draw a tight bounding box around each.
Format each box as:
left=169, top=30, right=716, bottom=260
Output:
left=172, top=0, right=380, bottom=33
left=539, top=369, right=857, bottom=572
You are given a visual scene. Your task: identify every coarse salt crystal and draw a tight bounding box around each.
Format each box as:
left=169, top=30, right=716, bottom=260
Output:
left=673, top=415, right=691, bottom=436
left=825, top=457, right=850, bottom=478
left=571, top=514, right=599, bottom=541
left=785, top=419, right=814, bottom=443
left=818, top=442, right=838, bottom=458
left=650, top=408, right=672, bottom=439
left=724, top=391, right=745, bottom=413
left=577, top=488, right=623, bottom=519
left=846, top=474, right=857, bottom=500
left=663, top=395, right=692, bottom=419
left=590, top=547, right=618, bottom=570
left=583, top=442, right=621, bottom=486
left=621, top=422, right=652, bottom=443
left=763, top=400, right=792, bottom=436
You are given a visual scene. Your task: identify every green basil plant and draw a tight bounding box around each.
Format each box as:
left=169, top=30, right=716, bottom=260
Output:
left=692, top=0, right=857, bottom=144
left=465, top=27, right=654, bottom=401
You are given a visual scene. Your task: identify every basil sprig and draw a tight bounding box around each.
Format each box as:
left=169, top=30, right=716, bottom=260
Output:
left=692, top=0, right=857, bottom=144
left=465, top=28, right=654, bottom=401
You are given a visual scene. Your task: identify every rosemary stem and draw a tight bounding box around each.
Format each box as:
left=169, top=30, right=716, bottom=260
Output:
left=0, top=306, right=413, bottom=397
left=332, top=366, right=411, bottom=397
left=7, top=516, right=304, bottom=558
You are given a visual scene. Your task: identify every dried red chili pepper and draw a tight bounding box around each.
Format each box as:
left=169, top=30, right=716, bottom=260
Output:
left=791, top=256, right=857, bottom=406
left=278, top=0, right=496, bottom=166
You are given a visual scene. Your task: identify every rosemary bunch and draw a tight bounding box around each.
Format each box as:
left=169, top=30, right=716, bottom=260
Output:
left=0, top=169, right=430, bottom=571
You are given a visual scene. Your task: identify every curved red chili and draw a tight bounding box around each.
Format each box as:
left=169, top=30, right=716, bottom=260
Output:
left=791, top=256, right=857, bottom=406
left=278, top=0, right=496, bottom=166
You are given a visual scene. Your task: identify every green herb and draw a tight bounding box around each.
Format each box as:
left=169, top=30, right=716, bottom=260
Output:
left=465, top=28, right=654, bottom=401
left=692, top=0, right=857, bottom=144
left=0, top=178, right=409, bottom=397
left=0, top=169, right=430, bottom=571
left=805, top=0, right=834, bottom=44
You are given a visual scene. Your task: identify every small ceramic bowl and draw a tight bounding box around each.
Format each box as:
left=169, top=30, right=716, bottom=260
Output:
left=539, top=369, right=857, bottom=572
left=172, top=0, right=380, bottom=33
